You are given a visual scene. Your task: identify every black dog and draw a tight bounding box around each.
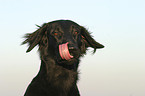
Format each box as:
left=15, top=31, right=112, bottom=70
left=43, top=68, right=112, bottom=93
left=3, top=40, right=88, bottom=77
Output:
left=22, top=20, right=104, bottom=96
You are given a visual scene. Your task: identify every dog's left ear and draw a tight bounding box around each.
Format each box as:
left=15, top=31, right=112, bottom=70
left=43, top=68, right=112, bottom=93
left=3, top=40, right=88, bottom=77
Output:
left=22, top=23, right=48, bottom=52
left=80, top=26, right=104, bottom=53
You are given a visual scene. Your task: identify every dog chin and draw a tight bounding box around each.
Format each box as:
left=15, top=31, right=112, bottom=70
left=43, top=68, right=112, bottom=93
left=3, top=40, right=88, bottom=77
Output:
left=57, top=57, right=78, bottom=65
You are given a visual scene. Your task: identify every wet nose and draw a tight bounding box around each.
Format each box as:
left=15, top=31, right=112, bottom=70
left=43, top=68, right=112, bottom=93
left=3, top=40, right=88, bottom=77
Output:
left=68, top=44, right=78, bottom=50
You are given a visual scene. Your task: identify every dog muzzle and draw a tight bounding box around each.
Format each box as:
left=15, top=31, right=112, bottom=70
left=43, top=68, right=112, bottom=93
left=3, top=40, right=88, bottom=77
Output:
left=59, top=42, right=73, bottom=60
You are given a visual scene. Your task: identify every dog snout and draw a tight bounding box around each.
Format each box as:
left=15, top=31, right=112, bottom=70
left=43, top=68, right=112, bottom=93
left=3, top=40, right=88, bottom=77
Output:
left=68, top=44, right=78, bottom=50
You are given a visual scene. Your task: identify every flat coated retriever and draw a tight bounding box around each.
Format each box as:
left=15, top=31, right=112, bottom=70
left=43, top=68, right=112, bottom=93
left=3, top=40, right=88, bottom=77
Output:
left=22, top=20, right=104, bottom=96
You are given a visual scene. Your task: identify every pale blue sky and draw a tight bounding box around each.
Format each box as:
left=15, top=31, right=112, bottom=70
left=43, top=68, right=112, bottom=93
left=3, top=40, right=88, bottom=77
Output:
left=0, top=0, right=145, bottom=96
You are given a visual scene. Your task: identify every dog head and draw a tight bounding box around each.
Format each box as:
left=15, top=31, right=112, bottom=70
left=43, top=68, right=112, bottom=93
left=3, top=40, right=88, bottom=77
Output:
left=22, top=20, right=104, bottom=64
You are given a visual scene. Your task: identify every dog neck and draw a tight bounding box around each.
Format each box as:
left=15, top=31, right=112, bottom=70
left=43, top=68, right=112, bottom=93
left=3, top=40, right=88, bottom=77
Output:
left=37, top=57, right=79, bottom=92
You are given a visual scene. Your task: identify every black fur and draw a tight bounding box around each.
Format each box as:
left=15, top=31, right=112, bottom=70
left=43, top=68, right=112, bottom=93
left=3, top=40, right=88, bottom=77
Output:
left=22, top=20, right=104, bottom=96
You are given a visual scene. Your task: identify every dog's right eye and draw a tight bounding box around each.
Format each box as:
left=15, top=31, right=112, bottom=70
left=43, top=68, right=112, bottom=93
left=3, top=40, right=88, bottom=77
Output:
left=52, top=32, right=59, bottom=36
left=52, top=32, right=62, bottom=39
left=54, top=32, right=58, bottom=36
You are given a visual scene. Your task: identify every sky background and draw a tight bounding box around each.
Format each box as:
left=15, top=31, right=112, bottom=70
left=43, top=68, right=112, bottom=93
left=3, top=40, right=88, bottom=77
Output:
left=0, top=0, right=145, bottom=96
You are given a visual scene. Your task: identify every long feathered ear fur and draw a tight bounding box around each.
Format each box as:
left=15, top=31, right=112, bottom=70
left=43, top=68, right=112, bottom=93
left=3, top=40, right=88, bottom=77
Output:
left=22, top=23, right=48, bottom=52
left=80, top=26, right=104, bottom=53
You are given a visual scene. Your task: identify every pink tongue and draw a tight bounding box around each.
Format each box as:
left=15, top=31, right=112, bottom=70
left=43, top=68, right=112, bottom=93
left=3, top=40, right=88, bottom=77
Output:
left=59, top=42, right=73, bottom=60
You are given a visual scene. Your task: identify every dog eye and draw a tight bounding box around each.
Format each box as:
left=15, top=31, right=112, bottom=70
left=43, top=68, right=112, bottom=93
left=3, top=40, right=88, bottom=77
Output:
left=74, top=31, right=78, bottom=35
left=54, top=32, right=58, bottom=36
left=52, top=32, right=58, bottom=36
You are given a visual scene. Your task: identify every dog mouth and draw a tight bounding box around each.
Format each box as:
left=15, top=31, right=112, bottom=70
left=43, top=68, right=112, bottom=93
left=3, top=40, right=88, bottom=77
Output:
left=59, top=42, right=74, bottom=60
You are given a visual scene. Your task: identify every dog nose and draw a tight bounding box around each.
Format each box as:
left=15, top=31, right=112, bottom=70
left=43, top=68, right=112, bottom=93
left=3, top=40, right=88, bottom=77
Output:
left=69, top=47, right=75, bottom=50
left=68, top=44, right=78, bottom=50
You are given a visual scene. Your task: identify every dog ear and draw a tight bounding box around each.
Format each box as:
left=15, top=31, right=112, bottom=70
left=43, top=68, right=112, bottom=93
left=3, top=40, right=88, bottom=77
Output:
left=22, top=23, right=48, bottom=52
left=80, top=26, right=104, bottom=53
